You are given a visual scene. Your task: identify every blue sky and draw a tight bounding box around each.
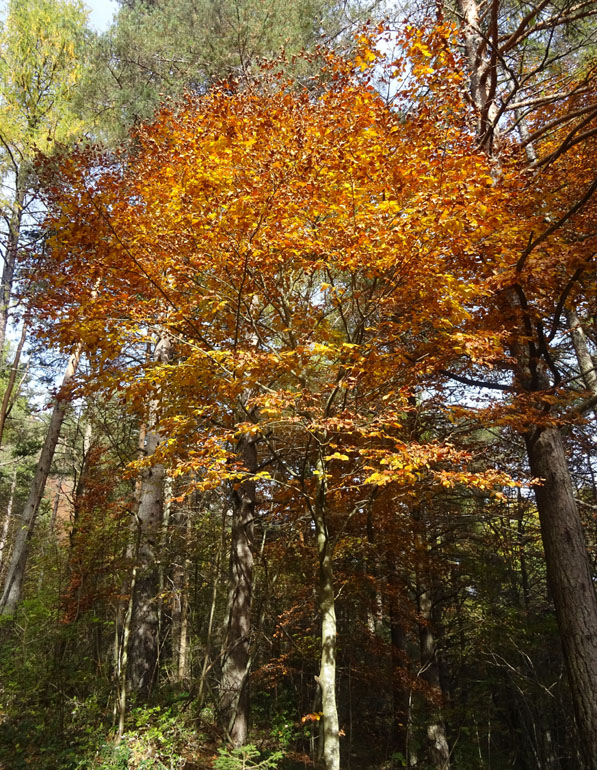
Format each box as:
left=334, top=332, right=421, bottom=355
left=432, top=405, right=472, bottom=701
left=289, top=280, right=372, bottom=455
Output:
left=86, top=0, right=118, bottom=32
left=1, top=1, right=117, bottom=32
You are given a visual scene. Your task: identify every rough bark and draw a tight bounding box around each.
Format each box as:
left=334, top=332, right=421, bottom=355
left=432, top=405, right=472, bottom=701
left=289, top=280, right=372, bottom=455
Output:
left=525, top=425, right=597, bottom=769
left=418, top=584, right=450, bottom=770
left=312, top=458, right=340, bottom=770
left=510, top=319, right=597, bottom=768
left=386, top=552, right=410, bottom=757
left=0, top=345, right=82, bottom=615
left=414, top=518, right=450, bottom=770
left=127, top=334, right=171, bottom=697
left=220, top=434, right=257, bottom=747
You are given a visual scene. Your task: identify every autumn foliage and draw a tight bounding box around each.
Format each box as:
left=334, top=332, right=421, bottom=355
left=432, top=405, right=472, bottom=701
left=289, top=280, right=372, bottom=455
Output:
left=2, top=0, right=597, bottom=764
left=17, top=18, right=596, bottom=767
left=34, top=24, right=525, bottom=496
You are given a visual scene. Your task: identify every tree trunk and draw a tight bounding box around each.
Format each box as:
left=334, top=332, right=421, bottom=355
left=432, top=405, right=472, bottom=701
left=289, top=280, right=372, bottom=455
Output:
left=453, top=0, right=597, bottom=759
left=417, top=584, right=450, bottom=770
left=387, top=553, right=410, bottom=758
left=127, top=334, right=171, bottom=697
left=0, top=180, right=26, bottom=355
left=175, top=514, right=192, bottom=684
left=220, top=433, right=257, bottom=747
left=566, top=307, right=597, bottom=411
left=312, top=456, right=340, bottom=770
left=0, top=465, right=18, bottom=573
left=0, top=344, right=82, bottom=615
left=0, top=323, right=27, bottom=448
left=170, top=505, right=192, bottom=685
left=525, top=425, right=597, bottom=769
left=198, top=509, right=225, bottom=708
left=413, top=516, right=450, bottom=770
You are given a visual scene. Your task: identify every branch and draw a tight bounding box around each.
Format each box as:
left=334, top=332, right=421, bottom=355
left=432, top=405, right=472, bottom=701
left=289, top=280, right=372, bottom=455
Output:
left=516, top=176, right=597, bottom=273
left=548, top=258, right=593, bottom=342
left=521, top=103, right=597, bottom=148
left=438, top=369, right=513, bottom=391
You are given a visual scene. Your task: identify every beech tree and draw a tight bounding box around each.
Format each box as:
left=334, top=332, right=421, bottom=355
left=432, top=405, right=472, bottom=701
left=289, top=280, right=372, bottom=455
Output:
left=31, top=26, right=531, bottom=766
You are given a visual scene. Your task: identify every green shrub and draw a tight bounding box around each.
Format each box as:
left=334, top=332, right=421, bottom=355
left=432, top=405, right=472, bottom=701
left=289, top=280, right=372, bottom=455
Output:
left=214, top=743, right=284, bottom=770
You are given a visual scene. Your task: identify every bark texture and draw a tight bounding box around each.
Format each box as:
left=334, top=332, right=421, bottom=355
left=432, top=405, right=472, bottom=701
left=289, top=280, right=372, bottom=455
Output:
left=312, top=461, right=340, bottom=770
left=127, top=334, right=171, bottom=696
left=566, top=307, right=597, bottom=404
left=220, top=434, right=257, bottom=747
left=525, top=425, right=597, bottom=769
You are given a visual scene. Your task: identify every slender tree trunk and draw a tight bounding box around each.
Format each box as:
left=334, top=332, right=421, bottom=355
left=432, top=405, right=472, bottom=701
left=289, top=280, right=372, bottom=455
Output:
left=0, top=181, right=26, bottom=355
left=115, top=419, right=147, bottom=735
left=118, top=560, right=137, bottom=740
left=156, top=475, right=173, bottom=676
left=127, top=334, right=171, bottom=697
left=517, top=489, right=530, bottom=612
left=413, top=519, right=450, bottom=770
left=385, top=552, right=410, bottom=757
left=220, top=433, right=257, bottom=747
left=525, top=425, right=597, bottom=769
left=312, top=456, right=340, bottom=770
left=417, top=584, right=450, bottom=770
left=198, top=509, right=225, bottom=708
left=0, top=465, right=18, bottom=573
left=0, top=323, right=27, bottom=448
left=566, top=307, right=597, bottom=411
left=170, top=502, right=191, bottom=685
left=175, top=514, right=192, bottom=684
left=0, top=344, right=82, bottom=615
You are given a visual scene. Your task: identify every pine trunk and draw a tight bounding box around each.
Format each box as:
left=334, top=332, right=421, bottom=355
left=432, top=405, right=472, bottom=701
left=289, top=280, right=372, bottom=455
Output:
left=525, top=425, right=597, bottom=769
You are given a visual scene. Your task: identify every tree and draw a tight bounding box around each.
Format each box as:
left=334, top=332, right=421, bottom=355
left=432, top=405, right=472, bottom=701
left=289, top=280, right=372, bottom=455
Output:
left=82, top=0, right=390, bottom=144
left=0, top=0, right=92, bottom=351
left=0, top=344, right=81, bottom=614
left=442, top=2, right=597, bottom=762
left=31, top=26, right=524, bottom=766
left=0, top=0, right=95, bottom=615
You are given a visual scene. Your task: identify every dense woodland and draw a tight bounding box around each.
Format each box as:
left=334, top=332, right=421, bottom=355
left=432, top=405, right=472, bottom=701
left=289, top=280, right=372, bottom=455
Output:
left=0, top=0, right=595, bottom=768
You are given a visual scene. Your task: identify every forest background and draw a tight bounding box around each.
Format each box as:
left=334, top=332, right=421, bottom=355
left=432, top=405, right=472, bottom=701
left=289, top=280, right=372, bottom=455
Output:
left=0, top=1, right=595, bottom=769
